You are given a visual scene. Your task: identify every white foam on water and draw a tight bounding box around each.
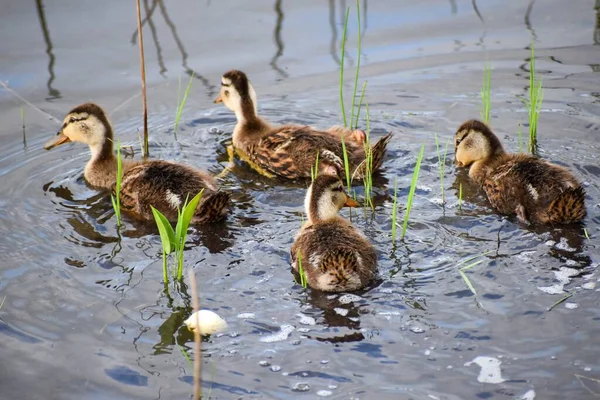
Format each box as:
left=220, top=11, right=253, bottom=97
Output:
left=338, top=294, right=362, bottom=304
left=317, top=390, right=333, bottom=397
left=296, top=314, right=316, bottom=325
left=516, top=389, right=536, bottom=400
left=565, top=302, right=579, bottom=309
left=333, top=308, right=348, bottom=316
left=237, top=312, right=255, bottom=319
left=464, top=356, right=505, bottom=384
left=538, top=284, right=564, bottom=294
left=260, top=324, right=295, bottom=343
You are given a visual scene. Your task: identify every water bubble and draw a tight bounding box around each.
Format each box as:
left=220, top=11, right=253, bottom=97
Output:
left=292, top=382, right=310, bottom=392
left=270, top=365, right=282, bottom=372
left=565, top=302, right=579, bottom=309
left=258, top=360, right=270, bottom=367
left=410, top=326, right=425, bottom=334
left=297, top=314, right=316, bottom=326
left=237, top=312, right=255, bottom=319
left=320, top=359, right=329, bottom=364
left=333, top=308, right=348, bottom=316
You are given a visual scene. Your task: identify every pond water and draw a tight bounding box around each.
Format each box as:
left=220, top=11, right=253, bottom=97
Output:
left=1, top=0, right=599, bottom=399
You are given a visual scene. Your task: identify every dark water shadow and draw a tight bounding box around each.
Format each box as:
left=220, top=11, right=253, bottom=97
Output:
left=524, top=0, right=537, bottom=41
left=34, top=0, right=61, bottom=100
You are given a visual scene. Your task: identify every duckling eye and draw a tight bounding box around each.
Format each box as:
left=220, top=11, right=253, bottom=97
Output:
left=69, top=116, right=76, bottom=124
left=455, top=137, right=462, bottom=146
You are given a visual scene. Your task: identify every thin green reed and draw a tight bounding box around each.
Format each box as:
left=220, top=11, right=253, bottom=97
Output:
left=110, top=140, right=123, bottom=226
left=353, top=81, right=368, bottom=129
left=401, top=144, right=425, bottom=240
left=310, top=151, right=320, bottom=182
left=363, top=102, right=374, bottom=209
left=349, top=0, right=362, bottom=129
left=341, top=136, right=351, bottom=188
left=434, top=134, right=450, bottom=204
left=297, top=251, right=308, bottom=288
left=480, top=63, right=492, bottom=123
left=525, top=41, right=543, bottom=153
left=174, top=72, right=194, bottom=138
left=458, top=183, right=463, bottom=211
left=339, top=7, right=350, bottom=127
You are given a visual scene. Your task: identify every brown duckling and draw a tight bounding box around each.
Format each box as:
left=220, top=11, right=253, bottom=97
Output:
left=44, top=103, right=230, bottom=223
left=291, top=174, right=377, bottom=292
left=454, top=119, right=586, bottom=225
left=214, top=69, right=391, bottom=180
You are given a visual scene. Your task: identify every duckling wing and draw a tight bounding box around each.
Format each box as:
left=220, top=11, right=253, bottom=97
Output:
left=119, top=161, right=227, bottom=222
left=249, top=126, right=359, bottom=179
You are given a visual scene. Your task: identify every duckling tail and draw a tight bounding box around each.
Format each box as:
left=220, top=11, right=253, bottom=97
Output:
left=370, top=133, right=392, bottom=172
left=353, top=133, right=392, bottom=179
left=540, top=186, right=586, bottom=224
left=194, top=191, right=231, bottom=224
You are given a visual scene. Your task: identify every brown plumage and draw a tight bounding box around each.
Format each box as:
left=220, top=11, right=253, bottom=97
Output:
left=44, top=103, right=230, bottom=224
left=214, top=69, right=391, bottom=180
left=290, top=175, right=377, bottom=292
left=454, top=119, right=586, bottom=224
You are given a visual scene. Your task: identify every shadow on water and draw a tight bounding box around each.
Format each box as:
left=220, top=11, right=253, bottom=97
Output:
left=131, top=0, right=215, bottom=96
left=34, top=0, right=61, bottom=100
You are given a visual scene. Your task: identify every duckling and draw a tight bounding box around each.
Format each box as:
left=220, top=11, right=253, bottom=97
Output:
left=44, top=103, right=230, bottom=223
left=291, top=174, right=377, bottom=292
left=454, top=119, right=586, bottom=225
left=214, top=69, right=391, bottom=180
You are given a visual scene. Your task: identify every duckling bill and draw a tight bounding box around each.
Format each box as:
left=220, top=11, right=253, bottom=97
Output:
left=291, top=175, right=377, bottom=292
left=215, top=69, right=392, bottom=180
left=45, top=103, right=230, bottom=224
left=454, top=119, right=586, bottom=225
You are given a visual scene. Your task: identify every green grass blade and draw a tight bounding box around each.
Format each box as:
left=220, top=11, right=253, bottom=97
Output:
left=458, top=182, right=463, bottom=211
left=311, top=150, right=320, bottom=182
left=339, top=7, right=350, bottom=127
left=178, top=344, right=193, bottom=367
left=174, top=72, right=194, bottom=136
left=296, top=251, right=307, bottom=288
left=340, top=136, right=351, bottom=188
left=583, top=227, right=590, bottom=240
left=401, top=144, right=425, bottom=239
left=349, top=0, right=362, bottom=129
left=151, top=206, right=176, bottom=254
left=459, top=270, right=477, bottom=296
left=480, top=63, right=491, bottom=123
left=363, top=102, right=373, bottom=209
left=353, top=81, right=367, bottom=129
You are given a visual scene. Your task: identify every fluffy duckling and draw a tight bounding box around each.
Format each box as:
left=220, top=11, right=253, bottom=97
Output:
left=455, top=119, right=586, bottom=225
left=291, top=174, right=377, bottom=292
left=44, top=103, right=230, bottom=223
left=214, top=69, right=391, bottom=180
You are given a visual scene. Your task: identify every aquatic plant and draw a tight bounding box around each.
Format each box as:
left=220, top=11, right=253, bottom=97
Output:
left=296, top=251, right=308, bottom=288
left=458, top=182, right=463, bottom=211
left=434, top=133, right=450, bottom=204
left=456, top=251, right=491, bottom=304
left=340, top=0, right=366, bottom=129
left=401, top=144, right=425, bottom=240
left=583, top=227, right=590, bottom=240
left=310, top=150, right=320, bottom=182
left=362, top=103, right=374, bottom=209
left=524, top=42, right=544, bottom=153
left=391, top=178, right=399, bottom=243
left=480, top=63, right=492, bottom=124
left=174, top=72, right=195, bottom=137
left=151, top=190, right=203, bottom=283
left=340, top=136, right=351, bottom=188
left=110, top=140, right=123, bottom=226
left=188, top=270, right=202, bottom=400
left=135, top=0, right=149, bottom=157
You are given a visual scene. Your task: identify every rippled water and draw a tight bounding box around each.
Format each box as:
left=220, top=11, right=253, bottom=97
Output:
left=1, top=0, right=600, bottom=399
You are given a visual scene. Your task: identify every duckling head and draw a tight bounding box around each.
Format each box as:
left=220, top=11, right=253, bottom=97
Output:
left=214, top=70, right=258, bottom=121
left=454, top=119, right=504, bottom=167
left=305, top=174, right=359, bottom=223
left=45, top=103, right=113, bottom=159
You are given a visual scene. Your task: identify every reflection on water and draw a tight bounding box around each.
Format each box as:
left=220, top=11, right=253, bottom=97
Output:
left=34, top=0, right=60, bottom=100
left=525, top=0, right=537, bottom=40
left=131, top=0, right=215, bottom=95
left=270, top=0, right=287, bottom=79
left=595, top=0, right=600, bottom=45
